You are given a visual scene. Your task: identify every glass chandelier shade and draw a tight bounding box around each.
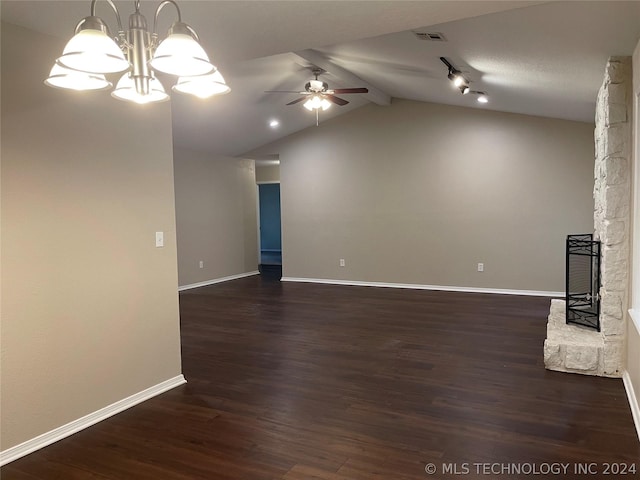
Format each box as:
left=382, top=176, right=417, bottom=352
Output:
left=303, top=95, right=331, bottom=111
left=45, top=64, right=112, bottom=91
left=45, top=1, right=227, bottom=104
left=173, top=70, right=230, bottom=98
left=111, top=73, right=169, bottom=104
left=149, top=31, right=214, bottom=77
left=56, top=28, right=130, bottom=74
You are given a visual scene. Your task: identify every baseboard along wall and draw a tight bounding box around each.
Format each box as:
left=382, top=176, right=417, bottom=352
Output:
left=281, top=276, right=563, bottom=297
left=0, top=375, right=187, bottom=466
left=623, top=371, right=640, bottom=442
left=178, top=271, right=259, bottom=292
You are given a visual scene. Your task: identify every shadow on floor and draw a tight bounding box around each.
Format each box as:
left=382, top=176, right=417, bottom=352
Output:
left=259, top=264, right=282, bottom=281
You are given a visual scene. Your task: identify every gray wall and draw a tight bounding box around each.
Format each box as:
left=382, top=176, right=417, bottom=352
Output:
left=256, top=164, right=280, bottom=183
left=1, top=23, right=182, bottom=450
left=250, top=99, right=595, bottom=292
left=174, top=149, right=258, bottom=286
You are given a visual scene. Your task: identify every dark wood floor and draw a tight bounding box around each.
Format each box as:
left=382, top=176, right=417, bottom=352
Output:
left=3, top=270, right=639, bottom=479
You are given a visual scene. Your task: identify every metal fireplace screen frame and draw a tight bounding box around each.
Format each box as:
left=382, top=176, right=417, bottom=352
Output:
left=566, top=234, right=601, bottom=331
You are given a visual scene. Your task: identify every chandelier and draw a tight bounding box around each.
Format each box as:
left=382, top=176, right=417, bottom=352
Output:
left=45, top=0, right=230, bottom=104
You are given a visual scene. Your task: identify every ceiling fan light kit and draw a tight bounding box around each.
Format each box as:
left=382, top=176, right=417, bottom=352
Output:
left=440, top=56, right=488, bottom=103
left=304, top=95, right=332, bottom=111
left=45, top=0, right=229, bottom=104
left=266, top=68, right=369, bottom=125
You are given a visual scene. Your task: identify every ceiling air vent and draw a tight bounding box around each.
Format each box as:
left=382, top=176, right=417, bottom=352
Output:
left=413, top=32, right=447, bottom=42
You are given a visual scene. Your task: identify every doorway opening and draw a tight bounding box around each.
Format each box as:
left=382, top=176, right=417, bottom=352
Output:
left=257, top=182, right=282, bottom=268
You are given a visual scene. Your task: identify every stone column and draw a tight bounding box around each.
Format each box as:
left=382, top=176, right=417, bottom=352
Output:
left=544, top=57, right=631, bottom=377
left=593, top=57, right=632, bottom=376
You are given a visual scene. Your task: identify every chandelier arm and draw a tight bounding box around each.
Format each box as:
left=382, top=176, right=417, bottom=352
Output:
left=152, top=0, right=183, bottom=35
left=86, top=0, right=124, bottom=33
left=183, top=24, right=200, bottom=42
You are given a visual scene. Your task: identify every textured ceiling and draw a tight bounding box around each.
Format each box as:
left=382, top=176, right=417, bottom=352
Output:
left=2, top=1, right=639, bottom=157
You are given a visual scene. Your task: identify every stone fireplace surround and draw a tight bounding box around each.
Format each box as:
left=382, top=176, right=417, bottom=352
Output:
left=544, top=57, right=632, bottom=377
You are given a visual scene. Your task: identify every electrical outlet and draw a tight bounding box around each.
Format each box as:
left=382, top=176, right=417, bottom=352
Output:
left=477, top=263, right=484, bottom=272
left=199, top=260, right=204, bottom=269
left=339, top=258, right=346, bottom=267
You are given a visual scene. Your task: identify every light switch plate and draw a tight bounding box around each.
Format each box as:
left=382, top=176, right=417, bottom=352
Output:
left=155, top=231, right=164, bottom=248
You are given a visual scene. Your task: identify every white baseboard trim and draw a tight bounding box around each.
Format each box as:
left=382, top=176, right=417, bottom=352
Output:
left=178, top=271, right=259, bottom=291
left=281, top=277, right=563, bottom=298
left=0, top=374, right=186, bottom=466
left=623, top=370, right=640, bottom=442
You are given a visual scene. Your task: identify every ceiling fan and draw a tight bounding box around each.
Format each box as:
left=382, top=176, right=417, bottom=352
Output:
left=266, top=68, right=368, bottom=124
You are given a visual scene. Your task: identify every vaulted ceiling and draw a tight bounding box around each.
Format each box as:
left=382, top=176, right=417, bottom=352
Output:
left=3, top=1, right=640, bottom=157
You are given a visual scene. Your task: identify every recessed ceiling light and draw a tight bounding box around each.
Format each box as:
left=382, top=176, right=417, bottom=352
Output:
left=269, top=119, right=279, bottom=128
left=477, top=94, right=489, bottom=104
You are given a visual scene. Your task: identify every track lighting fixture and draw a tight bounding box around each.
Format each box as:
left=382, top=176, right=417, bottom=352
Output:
left=439, top=57, right=488, bottom=103
left=45, top=0, right=229, bottom=104
left=441, top=57, right=469, bottom=91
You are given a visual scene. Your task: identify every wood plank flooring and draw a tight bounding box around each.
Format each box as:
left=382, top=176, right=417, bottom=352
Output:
left=3, top=270, right=639, bottom=479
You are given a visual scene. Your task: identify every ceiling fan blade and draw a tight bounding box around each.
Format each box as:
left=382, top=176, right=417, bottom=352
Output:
left=331, top=88, right=368, bottom=94
left=286, top=97, right=308, bottom=106
left=325, top=95, right=349, bottom=106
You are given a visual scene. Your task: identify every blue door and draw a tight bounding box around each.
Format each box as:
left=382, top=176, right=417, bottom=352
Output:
left=258, top=183, right=282, bottom=265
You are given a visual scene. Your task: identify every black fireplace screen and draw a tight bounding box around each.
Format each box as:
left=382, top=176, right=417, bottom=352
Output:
left=566, top=234, right=601, bottom=331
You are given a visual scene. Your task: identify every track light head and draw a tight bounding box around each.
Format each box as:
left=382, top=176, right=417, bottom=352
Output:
left=447, top=69, right=467, bottom=87
left=453, top=75, right=468, bottom=89
left=467, top=90, right=489, bottom=103
left=441, top=57, right=468, bottom=89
